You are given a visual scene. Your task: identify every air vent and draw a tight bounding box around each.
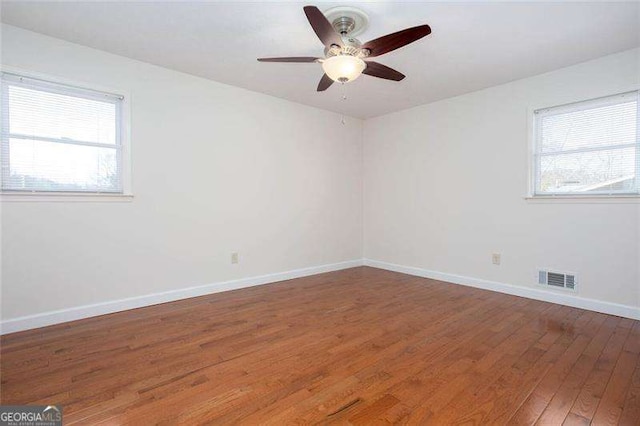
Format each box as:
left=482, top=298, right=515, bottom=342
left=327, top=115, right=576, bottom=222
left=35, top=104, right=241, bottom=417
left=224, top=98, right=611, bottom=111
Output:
left=537, top=269, right=577, bottom=291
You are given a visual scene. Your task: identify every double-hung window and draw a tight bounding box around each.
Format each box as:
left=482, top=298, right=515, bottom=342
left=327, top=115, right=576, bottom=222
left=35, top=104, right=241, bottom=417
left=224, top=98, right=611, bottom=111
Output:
left=532, top=91, right=639, bottom=197
left=1, top=73, right=126, bottom=194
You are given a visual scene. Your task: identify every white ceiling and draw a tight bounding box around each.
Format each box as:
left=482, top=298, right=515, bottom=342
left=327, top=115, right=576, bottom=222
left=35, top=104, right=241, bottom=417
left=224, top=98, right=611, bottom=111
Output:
left=1, top=1, right=639, bottom=119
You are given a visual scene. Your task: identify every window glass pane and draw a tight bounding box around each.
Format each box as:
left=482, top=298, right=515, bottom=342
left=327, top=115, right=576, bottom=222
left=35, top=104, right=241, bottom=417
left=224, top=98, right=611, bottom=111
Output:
left=535, top=92, right=639, bottom=196
left=539, top=147, right=636, bottom=194
left=8, top=85, right=117, bottom=144
left=5, top=138, right=120, bottom=192
left=540, top=99, right=637, bottom=154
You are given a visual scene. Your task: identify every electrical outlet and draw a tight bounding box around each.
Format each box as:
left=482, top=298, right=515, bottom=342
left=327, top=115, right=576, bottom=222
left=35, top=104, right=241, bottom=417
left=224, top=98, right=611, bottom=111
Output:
left=492, top=253, right=501, bottom=265
left=231, top=252, right=239, bottom=264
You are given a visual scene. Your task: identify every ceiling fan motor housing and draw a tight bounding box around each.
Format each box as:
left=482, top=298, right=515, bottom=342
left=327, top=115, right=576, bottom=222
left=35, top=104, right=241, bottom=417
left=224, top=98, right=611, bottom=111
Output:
left=324, top=37, right=367, bottom=59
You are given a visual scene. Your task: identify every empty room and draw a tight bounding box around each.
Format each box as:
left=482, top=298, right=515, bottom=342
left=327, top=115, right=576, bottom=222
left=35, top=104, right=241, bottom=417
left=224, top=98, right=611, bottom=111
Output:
left=0, top=1, right=639, bottom=424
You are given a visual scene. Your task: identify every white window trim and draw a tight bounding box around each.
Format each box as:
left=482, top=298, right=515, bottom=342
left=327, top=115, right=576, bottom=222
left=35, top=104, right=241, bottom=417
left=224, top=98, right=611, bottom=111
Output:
left=524, top=195, right=640, bottom=204
left=525, top=85, right=640, bottom=202
left=0, top=66, right=133, bottom=202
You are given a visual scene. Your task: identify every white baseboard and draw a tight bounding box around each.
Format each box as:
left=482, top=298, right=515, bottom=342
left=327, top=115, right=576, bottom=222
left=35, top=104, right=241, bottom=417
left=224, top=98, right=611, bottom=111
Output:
left=4, top=257, right=636, bottom=335
left=363, top=259, right=640, bottom=321
left=0, top=259, right=364, bottom=335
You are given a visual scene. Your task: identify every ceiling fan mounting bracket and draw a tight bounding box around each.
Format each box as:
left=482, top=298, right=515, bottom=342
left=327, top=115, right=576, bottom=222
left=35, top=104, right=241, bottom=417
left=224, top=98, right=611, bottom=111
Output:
left=333, top=16, right=356, bottom=35
left=323, top=6, right=369, bottom=37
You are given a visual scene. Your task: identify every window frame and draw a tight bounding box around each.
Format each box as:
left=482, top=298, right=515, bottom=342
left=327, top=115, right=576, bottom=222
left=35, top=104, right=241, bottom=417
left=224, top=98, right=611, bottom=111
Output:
left=528, top=89, right=640, bottom=201
left=0, top=68, right=132, bottom=202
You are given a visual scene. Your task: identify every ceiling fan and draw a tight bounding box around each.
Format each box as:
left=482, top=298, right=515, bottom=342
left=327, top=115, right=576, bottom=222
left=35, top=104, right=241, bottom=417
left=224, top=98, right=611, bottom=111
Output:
left=258, top=6, right=431, bottom=91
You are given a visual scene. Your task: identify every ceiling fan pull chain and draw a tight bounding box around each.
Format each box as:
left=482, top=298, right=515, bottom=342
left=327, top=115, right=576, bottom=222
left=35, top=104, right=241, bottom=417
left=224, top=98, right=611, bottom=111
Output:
left=341, top=85, right=347, bottom=125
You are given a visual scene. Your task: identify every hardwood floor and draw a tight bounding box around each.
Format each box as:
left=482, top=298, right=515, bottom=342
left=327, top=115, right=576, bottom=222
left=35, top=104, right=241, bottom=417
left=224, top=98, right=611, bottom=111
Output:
left=1, top=267, right=639, bottom=425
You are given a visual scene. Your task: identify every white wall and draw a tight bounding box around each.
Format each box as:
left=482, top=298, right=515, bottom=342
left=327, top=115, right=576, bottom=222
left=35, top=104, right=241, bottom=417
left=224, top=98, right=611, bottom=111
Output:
left=364, top=48, right=640, bottom=312
left=0, top=25, right=363, bottom=322
left=2, top=24, right=638, bottom=329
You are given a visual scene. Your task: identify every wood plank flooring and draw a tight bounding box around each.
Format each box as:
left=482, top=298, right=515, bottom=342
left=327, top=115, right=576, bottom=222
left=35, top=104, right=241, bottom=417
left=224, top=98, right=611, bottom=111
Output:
left=1, top=267, right=639, bottom=425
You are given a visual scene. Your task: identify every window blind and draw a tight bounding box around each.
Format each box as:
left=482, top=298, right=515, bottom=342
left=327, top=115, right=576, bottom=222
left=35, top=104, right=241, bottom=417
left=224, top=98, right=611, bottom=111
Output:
left=533, top=91, right=639, bottom=196
left=1, top=73, right=124, bottom=193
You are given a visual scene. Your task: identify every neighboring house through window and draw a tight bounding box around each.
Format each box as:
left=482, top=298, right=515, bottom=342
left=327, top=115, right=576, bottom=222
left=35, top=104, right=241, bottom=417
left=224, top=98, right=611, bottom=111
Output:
left=533, top=90, right=639, bottom=196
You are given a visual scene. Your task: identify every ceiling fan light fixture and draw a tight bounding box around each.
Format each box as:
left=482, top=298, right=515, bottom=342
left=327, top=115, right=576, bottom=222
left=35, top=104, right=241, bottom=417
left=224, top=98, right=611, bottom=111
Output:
left=321, top=55, right=366, bottom=83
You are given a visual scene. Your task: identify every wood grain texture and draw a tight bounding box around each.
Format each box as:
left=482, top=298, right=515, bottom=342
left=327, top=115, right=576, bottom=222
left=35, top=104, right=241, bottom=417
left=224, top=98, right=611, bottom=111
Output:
left=1, top=267, right=639, bottom=425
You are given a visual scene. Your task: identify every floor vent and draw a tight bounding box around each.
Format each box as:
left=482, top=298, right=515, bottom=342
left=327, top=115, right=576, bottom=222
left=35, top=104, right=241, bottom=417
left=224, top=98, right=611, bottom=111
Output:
left=538, top=269, right=577, bottom=291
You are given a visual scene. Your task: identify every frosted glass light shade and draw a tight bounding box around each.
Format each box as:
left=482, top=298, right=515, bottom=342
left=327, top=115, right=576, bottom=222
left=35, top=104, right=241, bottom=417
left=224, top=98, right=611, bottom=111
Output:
left=321, top=55, right=366, bottom=83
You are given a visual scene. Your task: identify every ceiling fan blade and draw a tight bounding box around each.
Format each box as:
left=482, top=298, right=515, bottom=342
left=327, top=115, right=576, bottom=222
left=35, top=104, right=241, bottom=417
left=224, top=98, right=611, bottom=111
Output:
left=363, top=61, right=405, bottom=81
left=257, top=57, right=320, bottom=63
left=317, top=74, right=334, bottom=92
left=362, top=25, right=431, bottom=58
left=303, top=6, right=343, bottom=48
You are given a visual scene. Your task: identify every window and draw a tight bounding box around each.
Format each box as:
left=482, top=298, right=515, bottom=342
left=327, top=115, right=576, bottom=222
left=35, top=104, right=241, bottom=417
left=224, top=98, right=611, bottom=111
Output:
left=1, top=73, right=126, bottom=194
left=533, top=91, right=639, bottom=196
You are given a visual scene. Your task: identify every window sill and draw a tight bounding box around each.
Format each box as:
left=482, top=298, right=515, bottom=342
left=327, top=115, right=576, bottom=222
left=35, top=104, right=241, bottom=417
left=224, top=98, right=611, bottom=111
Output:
left=1, top=192, right=134, bottom=202
left=524, top=195, right=640, bottom=204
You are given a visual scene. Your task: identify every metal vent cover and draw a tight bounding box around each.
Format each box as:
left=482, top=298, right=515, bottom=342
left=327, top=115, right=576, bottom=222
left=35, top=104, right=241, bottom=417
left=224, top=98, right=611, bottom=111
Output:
left=547, top=272, right=566, bottom=287
left=537, top=269, right=577, bottom=292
